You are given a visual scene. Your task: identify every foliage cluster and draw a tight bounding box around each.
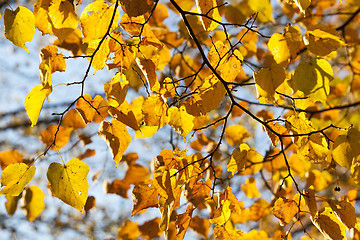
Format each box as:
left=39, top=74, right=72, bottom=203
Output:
left=1, top=0, right=360, bottom=239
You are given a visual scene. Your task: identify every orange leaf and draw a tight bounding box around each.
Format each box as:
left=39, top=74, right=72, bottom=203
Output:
left=40, top=125, right=72, bottom=150
left=132, top=180, right=159, bottom=215
left=0, top=150, right=23, bottom=170
left=75, top=94, right=104, bottom=124
left=175, top=204, right=194, bottom=240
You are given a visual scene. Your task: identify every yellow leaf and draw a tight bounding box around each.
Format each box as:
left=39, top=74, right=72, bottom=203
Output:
left=80, top=0, right=119, bottom=42
left=284, top=24, right=302, bottom=58
left=210, top=199, right=232, bottom=225
left=247, top=0, right=274, bottom=22
left=0, top=163, right=36, bottom=196
left=62, top=109, right=87, bottom=129
left=175, top=204, right=194, bottom=240
left=136, top=58, right=160, bottom=92
left=268, top=33, right=291, bottom=64
left=47, top=158, right=89, bottom=213
left=142, top=95, right=168, bottom=128
left=0, top=150, right=23, bottom=170
left=40, top=45, right=66, bottom=74
left=332, top=128, right=360, bottom=169
left=5, top=195, right=21, bottom=216
left=132, top=180, right=159, bottom=215
left=297, top=133, right=330, bottom=164
left=4, top=7, right=35, bottom=53
left=312, top=207, right=347, bottom=240
left=119, top=0, right=153, bottom=17
left=189, top=216, right=210, bottom=239
left=24, top=186, right=45, bottom=221
left=294, top=0, right=311, bottom=14
left=195, top=0, right=221, bottom=31
left=241, top=177, right=261, bottom=198
left=213, top=224, right=243, bottom=239
left=328, top=199, right=356, bottom=229
left=221, top=49, right=243, bottom=83
left=104, top=73, right=129, bottom=105
left=120, top=14, right=145, bottom=35
left=75, top=94, right=104, bottom=124
left=304, top=24, right=345, bottom=56
left=98, top=119, right=131, bottom=166
left=225, top=125, right=249, bottom=146
left=254, top=64, right=286, bottom=103
left=227, top=143, right=250, bottom=177
left=272, top=197, right=298, bottom=226
left=25, top=84, right=52, bottom=127
left=184, top=74, right=226, bottom=116
left=293, top=58, right=333, bottom=103
left=141, top=25, right=164, bottom=49
left=168, top=106, right=194, bottom=139
left=108, top=104, right=140, bottom=131
left=85, top=37, right=110, bottom=73
left=117, top=220, right=140, bottom=240
left=48, top=0, right=78, bottom=31
left=34, top=0, right=53, bottom=35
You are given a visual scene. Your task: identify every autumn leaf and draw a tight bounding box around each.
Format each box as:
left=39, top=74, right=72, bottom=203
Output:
left=5, top=194, right=21, bottom=216
left=0, top=163, right=36, bottom=196
left=189, top=216, right=210, bottom=239
left=175, top=204, right=194, bottom=240
left=4, top=6, right=35, bottom=52
left=241, top=177, right=261, bottom=198
left=142, top=95, right=168, bottom=128
left=332, top=128, right=360, bottom=169
left=132, top=180, right=159, bottom=215
left=254, top=63, right=286, bottom=103
left=47, top=158, right=89, bottom=213
left=168, top=106, right=194, bottom=139
left=117, top=220, right=140, bottom=240
left=75, top=94, right=104, bottom=124
left=119, top=0, right=153, bottom=17
left=227, top=143, right=249, bottom=177
left=98, top=119, right=131, bottom=166
left=304, top=24, right=345, bottom=56
left=24, top=186, right=45, bottom=221
left=195, top=0, right=221, bottom=31
left=272, top=197, right=298, bottom=226
left=25, top=84, right=52, bottom=127
left=80, top=0, right=119, bottom=42
left=209, top=200, right=231, bottom=225
left=328, top=199, right=356, bottom=229
left=312, top=207, right=347, bottom=240
left=225, top=125, right=249, bottom=146
left=293, top=58, right=334, bottom=103
left=40, top=125, right=72, bottom=150
left=0, top=150, right=23, bottom=170
left=104, top=72, right=129, bottom=105
left=139, top=218, right=163, bottom=240
left=213, top=223, right=243, bottom=240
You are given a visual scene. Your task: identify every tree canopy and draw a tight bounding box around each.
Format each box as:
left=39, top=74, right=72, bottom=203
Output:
left=1, top=0, right=360, bottom=239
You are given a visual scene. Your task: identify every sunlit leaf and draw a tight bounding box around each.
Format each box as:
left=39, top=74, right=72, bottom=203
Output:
left=24, top=186, right=45, bottom=221
left=119, top=0, right=153, bottom=17
left=195, top=0, right=221, bottom=31
left=175, top=204, right=194, bottom=240
left=75, top=94, right=104, bottom=124
left=47, top=158, right=89, bottom=213
left=25, top=84, right=52, bottom=127
left=168, top=106, right=194, bottom=139
left=0, top=163, right=36, bottom=196
left=272, top=197, right=298, bottom=226
left=241, top=177, right=261, bottom=198
left=80, top=0, right=119, bottom=42
left=328, top=199, right=356, bottom=229
left=40, top=125, right=72, bottom=150
left=132, top=180, right=159, bottom=215
left=312, top=207, right=347, bottom=240
left=98, top=119, right=131, bottom=166
left=227, top=143, right=250, bottom=177
left=225, top=125, right=249, bottom=146
left=0, top=150, right=23, bottom=170
left=4, top=7, right=35, bottom=53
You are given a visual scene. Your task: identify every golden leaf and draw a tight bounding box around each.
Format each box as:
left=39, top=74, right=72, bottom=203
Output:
left=4, top=7, right=35, bottom=53
left=168, top=106, right=194, bottom=139
left=254, top=63, right=286, bottom=103
left=0, top=163, right=36, bottom=196
left=25, top=84, right=52, bottom=127
left=80, top=0, right=119, bottom=42
left=98, top=119, right=131, bottom=166
left=47, top=158, right=89, bottom=213
left=304, top=24, right=345, bottom=56
left=24, top=186, right=45, bottom=221
left=272, top=198, right=298, bottom=226
left=132, top=180, right=159, bottom=215
left=227, top=143, right=250, bottom=177
left=75, top=94, right=104, bottom=124
left=175, top=204, right=194, bottom=240
left=195, top=0, right=221, bottom=31
left=225, top=125, right=249, bottom=146
left=119, top=0, right=153, bottom=17
left=40, top=125, right=72, bottom=150
left=241, top=177, right=261, bottom=198
left=328, top=199, right=356, bottom=229
left=312, top=207, right=347, bottom=240
left=0, top=150, right=23, bottom=170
